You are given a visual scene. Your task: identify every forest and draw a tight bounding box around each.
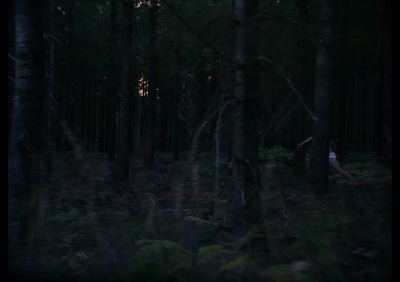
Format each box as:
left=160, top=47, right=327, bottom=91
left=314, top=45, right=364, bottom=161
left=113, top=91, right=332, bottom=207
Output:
left=8, top=0, right=391, bottom=281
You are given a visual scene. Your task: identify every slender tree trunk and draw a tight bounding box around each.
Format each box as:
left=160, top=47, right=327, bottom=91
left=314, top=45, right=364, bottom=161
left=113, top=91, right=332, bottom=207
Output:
left=294, top=0, right=313, bottom=178
left=115, top=1, right=133, bottom=181
left=107, top=0, right=117, bottom=162
left=377, top=0, right=392, bottom=165
left=9, top=0, right=46, bottom=268
left=231, top=0, right=246, bottom=235
left=8, top=0, right=15, bottom=145
left=143, top=0, right=158, bottom=170
left=231, top=0, right=263, bottom=240
left=130, top=4, right=138, bottom=154
left=171, top=27, right=183, bottom=161
left=242, top=0, right=262, bottom=227
left=44, top=0, right=56, bottom=173
left=173, top=57, right=182, bottom=161
left=311, top=0, right=335, bottom=193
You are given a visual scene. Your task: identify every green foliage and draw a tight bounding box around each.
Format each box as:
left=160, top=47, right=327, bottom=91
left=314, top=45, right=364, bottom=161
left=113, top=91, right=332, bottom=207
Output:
left=218, top=255, right=256, bottom=280
left=342, top=152, right=376, bottom=163
left=123, top=239, right=192, bottom=281
left=61, top=251, right=93, bottom=271
left=282, top=214, right=361, bottom=281
left=47, top=208, right=103, bottom=232
left=124, top=240, right=260, bottom=281
left=47, top=208, right=82, bottom=226
left=261, top=263, right=293, bottom=281
left=352, top=268, right=384, bottom=281
left=10, top=153, right=392, bottom=281
left=197, top=244, right=233, bottom=264
left=191, top=192, right=215, bottom=219
left=259, top=146, right=294, bottom=164
left=286, top=219, right=335, bottom=259
left=154, top=151, right=174, bottom=160
left=340, top=152, right=392, bottom=185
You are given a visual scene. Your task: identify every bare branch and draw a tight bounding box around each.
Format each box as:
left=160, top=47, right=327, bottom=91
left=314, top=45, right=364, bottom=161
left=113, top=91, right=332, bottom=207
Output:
left=161, top=0, right=238, bottom=66
left=257, top=56, right=318, bottom=122
left=8, top=53, right=17, bottom=62
left=45, top=33, right=64, bottom=45
left=191, top=97, right=237, bottom=156
left=255, top=13, right=325, bottom=43
left=215, top=99, right=234, bottom=194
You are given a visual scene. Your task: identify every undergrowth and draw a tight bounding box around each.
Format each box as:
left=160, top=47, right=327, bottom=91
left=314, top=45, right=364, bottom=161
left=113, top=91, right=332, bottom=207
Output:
left=8, top=148, right=391, bottom=282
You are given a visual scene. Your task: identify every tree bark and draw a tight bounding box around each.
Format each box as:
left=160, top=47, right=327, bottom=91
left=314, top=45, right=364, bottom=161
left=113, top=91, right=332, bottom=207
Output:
left=231, top=0, right=246, bottom=235
left=377, top=0, right=392, bottom=165
left=9, top=0, right=46, bottom=264
left=231, top=0, right=263, bottom=239
left=310, top=0, right=335, bottom=193
left=173, top=40, right=182, bottom=161
left=242, top=0, right=262, bottom=226
left=106, top=0, right=117, bottom=162
left=143, top=0, right=158, bottom=170
left=115, top=1, right=133, bottom=181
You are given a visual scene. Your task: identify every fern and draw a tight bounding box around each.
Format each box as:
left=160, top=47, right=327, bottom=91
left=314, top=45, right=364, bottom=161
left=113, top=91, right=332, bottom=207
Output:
left=218, top=255, right=254, bottom=274
left=261, top=263, right=292, bottom=280
left=259, top=145, right=294, bottom=164
left=123, top=239, right=192, bottom=281
left=46, top=208, right=81, bottom=226
left=197, top=244, right=233, bottom=264
left=136, top=239, right=188, bottom=253
left=285, top=220, right=335, bottom=259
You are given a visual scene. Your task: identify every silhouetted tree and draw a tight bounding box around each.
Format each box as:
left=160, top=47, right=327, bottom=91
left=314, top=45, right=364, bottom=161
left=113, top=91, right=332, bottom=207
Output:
left=115, top=0, right=134, bottom=181
left=143, top=0, right=159, bottom=170
left=231, top=0, right=263, bottom=238
left=9, top=0, right=47, bottom=261
left=310, top=0, right=335, bottom=193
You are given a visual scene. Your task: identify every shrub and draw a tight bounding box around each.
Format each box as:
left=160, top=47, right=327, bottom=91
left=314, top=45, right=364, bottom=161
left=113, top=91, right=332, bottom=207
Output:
left=260, top=146, right=294, bottom=165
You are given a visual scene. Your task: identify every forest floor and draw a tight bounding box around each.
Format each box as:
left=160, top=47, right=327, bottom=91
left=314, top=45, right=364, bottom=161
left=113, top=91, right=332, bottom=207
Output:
left=8, top=148, right=392, bottom=282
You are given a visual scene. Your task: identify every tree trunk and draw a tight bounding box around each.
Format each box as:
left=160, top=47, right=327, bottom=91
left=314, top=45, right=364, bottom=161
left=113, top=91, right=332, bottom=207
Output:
left=9, top=0, right=46, bottom=266
left=310, top=0, right=335, bottom=193
left=143, top=0, right=158, bottom=170
left=115, top=1, right=133, bottom=181
left=231, top=0, right=247, bottom=235
left=8, top=0, right=15, bottom=145
left=106, top=0, right=117, bottom=162
left=173, top=52, right=182, bottom=161
left=377, top=0, right=392, bottom=165
left=242, top=0, right=262, bottom=227
left=231, top=0, right=263, bottom=241
left=44, top=0, right=56, bottom=173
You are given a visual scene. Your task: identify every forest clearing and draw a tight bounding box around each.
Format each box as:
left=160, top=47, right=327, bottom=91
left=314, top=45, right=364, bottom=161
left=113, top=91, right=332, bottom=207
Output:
left=8, top=0, right=391, bottom=281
